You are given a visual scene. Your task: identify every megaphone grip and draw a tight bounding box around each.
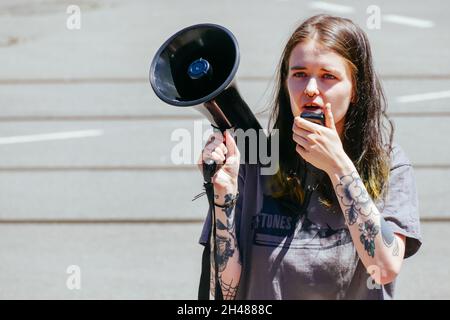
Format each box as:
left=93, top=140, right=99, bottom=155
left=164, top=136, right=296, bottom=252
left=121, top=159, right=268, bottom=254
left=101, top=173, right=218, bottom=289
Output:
left=202, top=126, right=226, bottom=183
left=202, top=159, right=217, bottom=183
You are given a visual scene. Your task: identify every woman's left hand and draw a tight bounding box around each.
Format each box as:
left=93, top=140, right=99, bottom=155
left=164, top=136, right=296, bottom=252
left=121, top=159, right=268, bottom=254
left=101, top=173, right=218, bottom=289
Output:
left=292, top=103, right=350, bottom=175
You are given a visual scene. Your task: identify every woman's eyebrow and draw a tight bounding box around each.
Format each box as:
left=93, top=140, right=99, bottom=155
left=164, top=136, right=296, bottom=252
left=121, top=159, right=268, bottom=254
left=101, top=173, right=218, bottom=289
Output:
left=321, top=67, right=341, bottom=74
left=289, top=65, right=341, bottom=74
left=289, top=66, right=307, bottom=70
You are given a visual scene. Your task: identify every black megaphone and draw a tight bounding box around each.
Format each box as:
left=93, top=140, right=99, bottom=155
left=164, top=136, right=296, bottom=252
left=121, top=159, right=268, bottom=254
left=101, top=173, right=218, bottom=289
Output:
left=149, top=23, right=263, bottom=179
left=149, top=23, right=262, bottom=131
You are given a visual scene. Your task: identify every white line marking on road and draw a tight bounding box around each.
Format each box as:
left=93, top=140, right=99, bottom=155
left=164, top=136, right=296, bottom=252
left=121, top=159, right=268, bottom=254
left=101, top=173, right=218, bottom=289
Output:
left=309, top=1, right=355, bottom=14
left=396, top=90, right=450, bottom=103
left=382, top=14, right=434, bottom=28
left=0, top=129, right=104, bottom=145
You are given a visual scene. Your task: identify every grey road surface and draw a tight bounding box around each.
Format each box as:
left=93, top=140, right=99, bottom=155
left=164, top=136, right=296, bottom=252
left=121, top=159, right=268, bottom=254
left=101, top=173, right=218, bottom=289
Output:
left=1, top=0, right=449, bottom=299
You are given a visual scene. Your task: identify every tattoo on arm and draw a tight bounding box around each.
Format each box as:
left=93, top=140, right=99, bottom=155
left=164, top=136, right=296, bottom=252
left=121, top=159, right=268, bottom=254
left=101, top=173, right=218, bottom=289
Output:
left=220, top=277, right=239, bottom=300
left=334, top=172, right=401, bottom=262
left=212, top=193, right=240, bottom=299
left=215, top=233, right=235, bottom=272
left=209, top=258, right=239, bottom=300
left=358, top=219, right=379, bottom=258
left=335, top=172, right=376, bottom=225
left=380, top=218, right=400, bottom=256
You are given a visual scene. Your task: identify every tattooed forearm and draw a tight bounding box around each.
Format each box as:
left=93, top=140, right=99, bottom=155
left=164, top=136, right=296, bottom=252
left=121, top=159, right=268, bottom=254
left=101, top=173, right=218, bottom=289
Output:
left=215, top=193, right=240, bottom=271
left=209, top=262, right=239, bottom=300
left=221, top=193, right=238, bottom=219
left=329, top=165, right=404, bottom=281
left=380, top=218, right=400, bottom=256
left=335, top=172, right=376, bottom=225
left=215, top=233, right=236, bottom=272
left=359, top=219, right=379, bottom=258
left=211, top=192, right=241, bottom=299
left=220, top=277, right=239, bottom=300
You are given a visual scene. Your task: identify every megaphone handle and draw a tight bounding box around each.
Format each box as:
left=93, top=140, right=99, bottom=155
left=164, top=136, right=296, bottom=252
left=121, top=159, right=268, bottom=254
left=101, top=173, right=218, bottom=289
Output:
left=202, top=125, right=226, bottom=183
left=202, top=159, right=217, bottom=184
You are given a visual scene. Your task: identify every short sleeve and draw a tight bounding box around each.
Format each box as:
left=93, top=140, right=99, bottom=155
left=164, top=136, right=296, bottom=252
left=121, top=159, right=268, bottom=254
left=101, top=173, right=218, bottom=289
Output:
left=381, top=145, right=422, bottom=258
left=198, top=163, right=246, bottom=246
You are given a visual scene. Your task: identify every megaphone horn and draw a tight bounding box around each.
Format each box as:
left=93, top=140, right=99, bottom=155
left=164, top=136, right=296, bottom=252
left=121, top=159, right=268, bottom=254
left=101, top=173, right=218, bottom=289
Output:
left=149, top=23, right=262, bottom=133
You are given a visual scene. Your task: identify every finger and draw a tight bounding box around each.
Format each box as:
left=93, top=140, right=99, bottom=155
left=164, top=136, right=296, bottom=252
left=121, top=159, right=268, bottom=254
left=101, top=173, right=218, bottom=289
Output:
left=211, top=150, right=225, bottom=164
left=218, top=143, right=228, bottom=156
left=224, top=129, right=238, bottom=157
left=206, top=132, right=224, bottom=147
left=204, top=139, right=222, bottom=152
left=201, top=145, right=215, bottom=161
left=296, top=143, right=309, bottom=154
left=325, top=103, right=336, bottom=130
left=294, top=116, right=319, bottom=132
left=292, top=132, right=309, bottom=145
left=198, top=148, right=220, bottom=170
left=213, top=146, right=225, bottom=159
left=204, top=143, right=227, bottom=158
left=295, top=136, right=310, bottom=151
left=293, top=125, right=314, bottom=138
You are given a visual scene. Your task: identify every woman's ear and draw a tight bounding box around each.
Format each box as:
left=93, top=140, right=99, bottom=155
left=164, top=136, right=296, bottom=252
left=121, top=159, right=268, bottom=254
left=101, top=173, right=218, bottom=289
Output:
left=350, top=90, right=357, bottom=104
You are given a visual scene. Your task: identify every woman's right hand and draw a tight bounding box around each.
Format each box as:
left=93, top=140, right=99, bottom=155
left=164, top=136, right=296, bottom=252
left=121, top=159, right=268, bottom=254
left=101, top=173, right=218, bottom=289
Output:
left=197, top=129, right=240, bottom=192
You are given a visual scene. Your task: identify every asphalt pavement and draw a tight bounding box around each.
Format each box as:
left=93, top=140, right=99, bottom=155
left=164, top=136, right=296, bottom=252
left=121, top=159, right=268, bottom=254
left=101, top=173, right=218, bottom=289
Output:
left=0, top=0, right=449, bottom=299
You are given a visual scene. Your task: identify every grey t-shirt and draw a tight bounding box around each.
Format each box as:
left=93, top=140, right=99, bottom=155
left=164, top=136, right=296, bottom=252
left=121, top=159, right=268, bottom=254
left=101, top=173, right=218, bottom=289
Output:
left=199, top=143, right=422, bottom=299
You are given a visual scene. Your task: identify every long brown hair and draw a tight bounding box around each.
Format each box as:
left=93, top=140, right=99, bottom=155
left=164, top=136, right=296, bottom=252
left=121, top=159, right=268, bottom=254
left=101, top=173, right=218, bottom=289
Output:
left=268, top=14, right=393, bottom=208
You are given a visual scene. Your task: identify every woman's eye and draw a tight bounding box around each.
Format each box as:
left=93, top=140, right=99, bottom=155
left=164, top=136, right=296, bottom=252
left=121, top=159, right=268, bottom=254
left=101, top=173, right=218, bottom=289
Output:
left=323, top=73, right=336, bottom=79
left=292, top=72, right=306, bottom=78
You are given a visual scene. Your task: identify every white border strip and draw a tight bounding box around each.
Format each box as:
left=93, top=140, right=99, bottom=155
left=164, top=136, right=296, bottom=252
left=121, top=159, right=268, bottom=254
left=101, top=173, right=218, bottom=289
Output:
left=309, top=1, right=355, bottom=14
left=382, top=14, right=434, bottom=28
left=0, top=129, right=104, bottom=145
left=396, top=90, right=450, bottom=103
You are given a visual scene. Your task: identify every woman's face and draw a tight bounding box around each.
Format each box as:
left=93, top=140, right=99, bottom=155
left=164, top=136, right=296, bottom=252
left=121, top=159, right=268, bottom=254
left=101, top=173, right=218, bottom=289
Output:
left=286, top=40, right=354, bottom=137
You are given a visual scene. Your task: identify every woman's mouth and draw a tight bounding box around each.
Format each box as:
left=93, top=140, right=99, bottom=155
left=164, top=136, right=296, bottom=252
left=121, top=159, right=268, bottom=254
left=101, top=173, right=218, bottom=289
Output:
left=302, top=105, right=323, bottom=114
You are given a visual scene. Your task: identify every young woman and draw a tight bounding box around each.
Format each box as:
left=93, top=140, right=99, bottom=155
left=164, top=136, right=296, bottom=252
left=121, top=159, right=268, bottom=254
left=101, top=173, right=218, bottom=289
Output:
left=198, top=14, right=422, bottom=300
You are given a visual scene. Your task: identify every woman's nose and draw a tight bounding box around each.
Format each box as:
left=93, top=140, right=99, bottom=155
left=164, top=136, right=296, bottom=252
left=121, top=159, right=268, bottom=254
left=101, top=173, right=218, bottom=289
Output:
left=304, top=78, right=320, bottom=97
